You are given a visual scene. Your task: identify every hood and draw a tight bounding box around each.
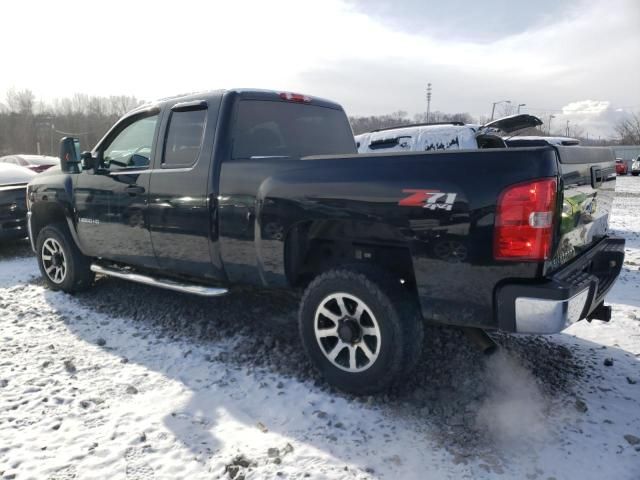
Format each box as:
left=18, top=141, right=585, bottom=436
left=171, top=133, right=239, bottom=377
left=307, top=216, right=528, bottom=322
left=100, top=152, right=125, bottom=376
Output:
left=482, top=114, right=543, bottom=134
left=0, top=163, right=36, bottom=186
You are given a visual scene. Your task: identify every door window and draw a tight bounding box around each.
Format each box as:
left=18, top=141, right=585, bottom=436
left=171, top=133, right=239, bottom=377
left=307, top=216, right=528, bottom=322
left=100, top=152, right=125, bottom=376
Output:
left=162, top=109, right=207, bottom=168
left=102, top=114, right=159, bottom=171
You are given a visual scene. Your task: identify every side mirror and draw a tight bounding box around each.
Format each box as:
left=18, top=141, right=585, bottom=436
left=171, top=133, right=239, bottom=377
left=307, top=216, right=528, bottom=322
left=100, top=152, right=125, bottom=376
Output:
left=59, top=137, right=81, bottom=173
left=80, top=151, right=95, bottom=171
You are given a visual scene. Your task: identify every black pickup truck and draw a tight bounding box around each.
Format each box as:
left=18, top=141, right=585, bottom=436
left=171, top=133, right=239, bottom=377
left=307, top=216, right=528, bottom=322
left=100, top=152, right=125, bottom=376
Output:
left=26, top=89, right=624, bottom=394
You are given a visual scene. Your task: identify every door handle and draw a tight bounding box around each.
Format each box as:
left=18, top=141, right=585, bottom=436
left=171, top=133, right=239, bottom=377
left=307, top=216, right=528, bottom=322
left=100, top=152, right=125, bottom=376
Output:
left=125, top=185, right=146, bottom=196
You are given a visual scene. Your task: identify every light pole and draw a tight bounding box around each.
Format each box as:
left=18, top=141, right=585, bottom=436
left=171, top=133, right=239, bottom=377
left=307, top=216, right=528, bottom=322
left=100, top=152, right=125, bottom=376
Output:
left=517, top=103, right=526, bottom=114
left=566, top=120, right=570, bottom=137
left=548, top=114, right=555, bottom=135
left=490, top=100, right=511, bottom=121
left=426, top=83, right=432, bottom=123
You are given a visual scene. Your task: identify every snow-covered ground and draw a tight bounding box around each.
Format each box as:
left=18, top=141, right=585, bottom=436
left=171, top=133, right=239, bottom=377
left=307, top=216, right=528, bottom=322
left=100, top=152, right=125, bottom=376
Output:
left=1, top=177, right=639, bottom=480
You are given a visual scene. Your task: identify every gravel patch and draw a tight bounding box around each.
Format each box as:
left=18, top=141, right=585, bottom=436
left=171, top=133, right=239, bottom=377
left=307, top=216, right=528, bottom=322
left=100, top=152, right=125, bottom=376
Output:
left=53, top=270, right=589, bottom=459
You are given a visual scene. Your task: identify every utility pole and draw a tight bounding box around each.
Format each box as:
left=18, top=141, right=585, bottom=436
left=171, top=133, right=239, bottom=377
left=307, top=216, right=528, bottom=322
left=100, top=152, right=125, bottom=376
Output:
left=517, top=103, right=526, bottom=114
left=426, top=83, right=432, bottom=123
left=566, top=120, right=570, bottom=137
left=548, top=115, right=555, bottom=135
left=490, top=100, right=511, bottom=121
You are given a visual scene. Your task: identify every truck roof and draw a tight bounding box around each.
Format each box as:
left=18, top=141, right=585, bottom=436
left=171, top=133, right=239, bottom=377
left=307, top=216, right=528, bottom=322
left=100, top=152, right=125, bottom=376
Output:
left=130, top=89, right=345, bottom=117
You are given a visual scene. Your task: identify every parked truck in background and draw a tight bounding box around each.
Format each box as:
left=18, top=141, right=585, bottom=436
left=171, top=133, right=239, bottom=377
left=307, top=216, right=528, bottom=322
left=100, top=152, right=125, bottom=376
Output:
left=26, top=89, right=624, bottom=394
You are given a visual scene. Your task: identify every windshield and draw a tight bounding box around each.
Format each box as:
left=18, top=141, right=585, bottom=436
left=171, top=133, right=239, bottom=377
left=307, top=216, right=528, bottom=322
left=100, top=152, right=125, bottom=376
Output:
left=232, top=100, right=356, bottom=159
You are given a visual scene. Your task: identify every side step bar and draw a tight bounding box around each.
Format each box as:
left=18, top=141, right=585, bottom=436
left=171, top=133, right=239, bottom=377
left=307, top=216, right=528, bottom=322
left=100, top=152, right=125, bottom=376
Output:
left=90, top=264, right=228, bottom=297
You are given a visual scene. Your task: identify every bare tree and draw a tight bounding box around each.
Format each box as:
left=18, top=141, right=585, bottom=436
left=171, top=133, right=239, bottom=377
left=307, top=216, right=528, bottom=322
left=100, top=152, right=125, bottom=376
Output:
left=109, top=95, right=142, bottom=117
left=0, top=92, right=144, bottom=156
left=350, top=110, right=477, bottom=135
left=349, top=111, right=410, bottom=135
left=413, top=111, right=475, bottom=124
left=5, top=88, right=35, bottom=114
left=615, top=112, right=640, bottom=144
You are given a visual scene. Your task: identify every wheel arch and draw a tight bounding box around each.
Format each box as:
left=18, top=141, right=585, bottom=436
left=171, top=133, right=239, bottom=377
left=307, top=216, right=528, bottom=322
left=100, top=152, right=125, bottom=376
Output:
left=30, top=202, right=80, bottom=251
left=284, top=218, right=418, bottom=291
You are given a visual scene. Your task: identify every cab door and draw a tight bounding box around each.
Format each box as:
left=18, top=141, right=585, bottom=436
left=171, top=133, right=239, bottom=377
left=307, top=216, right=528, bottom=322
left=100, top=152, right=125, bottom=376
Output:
left=74, top=111, right=160, bottom=268
left=147, top=100, right=222, bottom=280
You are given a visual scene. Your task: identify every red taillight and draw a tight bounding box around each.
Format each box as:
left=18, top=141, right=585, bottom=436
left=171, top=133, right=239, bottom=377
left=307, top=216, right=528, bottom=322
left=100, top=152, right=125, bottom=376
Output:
left=279, top=92, right=311, bottom=103
left=494, top=178, right=557, bottom=261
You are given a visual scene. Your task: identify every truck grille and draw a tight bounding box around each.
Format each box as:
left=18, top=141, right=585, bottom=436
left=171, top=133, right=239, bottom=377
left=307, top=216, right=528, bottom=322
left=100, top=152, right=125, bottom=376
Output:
left=0, top=187, right=27, bottom=222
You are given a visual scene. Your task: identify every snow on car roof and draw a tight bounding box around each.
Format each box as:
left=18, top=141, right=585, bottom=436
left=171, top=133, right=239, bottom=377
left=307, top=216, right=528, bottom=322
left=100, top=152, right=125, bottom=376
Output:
left=355, top=124, right=479, bottom=152
left=15, top=155, right=59, bottom=163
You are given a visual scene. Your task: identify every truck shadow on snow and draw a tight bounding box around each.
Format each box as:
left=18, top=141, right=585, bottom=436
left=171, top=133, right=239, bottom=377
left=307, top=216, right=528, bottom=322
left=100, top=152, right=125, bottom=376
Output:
left=36, top=272, right=640, bottom=475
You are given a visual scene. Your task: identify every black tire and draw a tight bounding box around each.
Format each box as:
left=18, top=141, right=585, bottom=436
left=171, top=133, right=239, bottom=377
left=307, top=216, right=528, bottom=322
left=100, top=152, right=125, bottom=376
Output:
left=299, top=266, right=424, bottom=395
left=36, top=222, right=94, bottom=293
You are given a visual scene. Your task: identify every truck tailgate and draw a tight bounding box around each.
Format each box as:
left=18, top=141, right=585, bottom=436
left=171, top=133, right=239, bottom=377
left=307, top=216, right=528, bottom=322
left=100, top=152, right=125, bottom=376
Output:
left=547, top=146, right=617, bottom=272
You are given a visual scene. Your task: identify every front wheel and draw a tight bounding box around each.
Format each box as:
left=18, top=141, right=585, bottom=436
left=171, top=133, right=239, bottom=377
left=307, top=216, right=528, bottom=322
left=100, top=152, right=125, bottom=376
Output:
left=299, top=267, right=423, bottom=395
left=36, top=223, right=94, bottom=293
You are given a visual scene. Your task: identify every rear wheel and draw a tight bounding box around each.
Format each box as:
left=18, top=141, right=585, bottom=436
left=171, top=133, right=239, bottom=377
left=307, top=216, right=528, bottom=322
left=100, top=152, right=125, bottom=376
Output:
left=36, top=223, right=94, bottom=293
left=299, top=266, right=423, bottom=395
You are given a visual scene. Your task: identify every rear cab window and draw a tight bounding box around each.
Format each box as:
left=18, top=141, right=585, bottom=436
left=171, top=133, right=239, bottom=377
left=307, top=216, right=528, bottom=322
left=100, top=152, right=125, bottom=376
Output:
left=231, top=100, right=356, bottom=159
left=162, top=109, right=207, bottom=168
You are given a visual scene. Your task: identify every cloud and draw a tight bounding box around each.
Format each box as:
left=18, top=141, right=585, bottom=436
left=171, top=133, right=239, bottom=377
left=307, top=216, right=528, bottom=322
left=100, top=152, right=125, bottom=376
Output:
left=548, top=100, right=632, bottom=139
left=0, top=0, right=638, bottom=138
left=302, top=0, right=640, bottom=137
left=562, top=100, right=611, bottom=116
left=344, top=0, right=571, bottom=43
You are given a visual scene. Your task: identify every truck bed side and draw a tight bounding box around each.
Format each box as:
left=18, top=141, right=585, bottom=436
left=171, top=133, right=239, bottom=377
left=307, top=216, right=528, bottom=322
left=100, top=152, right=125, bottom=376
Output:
left=247, top=147, right=562, bottom=329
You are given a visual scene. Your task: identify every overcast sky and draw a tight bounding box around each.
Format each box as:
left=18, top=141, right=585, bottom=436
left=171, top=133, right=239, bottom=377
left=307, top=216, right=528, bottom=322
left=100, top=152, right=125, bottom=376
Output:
left=1, top=0, right=639, bottom=138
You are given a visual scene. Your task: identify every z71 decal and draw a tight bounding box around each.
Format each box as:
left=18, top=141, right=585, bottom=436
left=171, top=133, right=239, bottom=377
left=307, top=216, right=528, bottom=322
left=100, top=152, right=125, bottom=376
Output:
left=398, top=189, right=457, bottom=211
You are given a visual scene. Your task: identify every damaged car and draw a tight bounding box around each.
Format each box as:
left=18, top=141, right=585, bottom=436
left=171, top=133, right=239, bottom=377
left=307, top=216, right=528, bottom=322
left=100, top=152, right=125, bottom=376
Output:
left=354, top=114, right=543, bottom=153
left=0, top=163, right=35, bottom=241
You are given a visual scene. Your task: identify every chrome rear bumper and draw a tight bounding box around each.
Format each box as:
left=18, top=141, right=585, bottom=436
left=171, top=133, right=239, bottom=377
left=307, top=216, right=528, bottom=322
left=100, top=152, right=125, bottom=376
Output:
left=496, top=236, right=625, bottom=334
left=514, top=288, right=590, bottom=333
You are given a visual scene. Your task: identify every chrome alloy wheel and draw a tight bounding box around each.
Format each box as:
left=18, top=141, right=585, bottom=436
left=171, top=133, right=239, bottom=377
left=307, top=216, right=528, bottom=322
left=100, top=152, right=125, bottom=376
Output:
left=41, top=238, right=67, bottom=284
left=314, top=292, right=381, bottom=372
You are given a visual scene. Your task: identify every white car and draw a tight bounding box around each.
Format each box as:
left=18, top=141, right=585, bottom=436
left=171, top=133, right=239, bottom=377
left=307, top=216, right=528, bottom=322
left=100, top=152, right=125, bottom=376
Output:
left=632, top=156, right=640, bottom=176
left=0, top=154, right=60, bottom=173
